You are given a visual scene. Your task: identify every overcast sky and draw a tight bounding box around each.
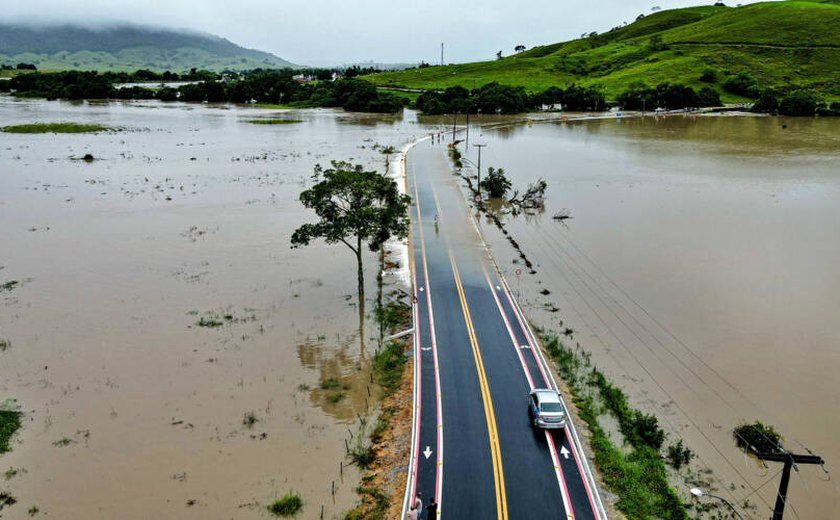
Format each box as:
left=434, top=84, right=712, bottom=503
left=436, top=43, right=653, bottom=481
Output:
left=3, top=0, right=770, bottom=66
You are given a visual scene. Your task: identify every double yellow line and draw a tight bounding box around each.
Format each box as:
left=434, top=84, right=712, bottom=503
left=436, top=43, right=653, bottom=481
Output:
left=449, top=254, right=509, bottom=520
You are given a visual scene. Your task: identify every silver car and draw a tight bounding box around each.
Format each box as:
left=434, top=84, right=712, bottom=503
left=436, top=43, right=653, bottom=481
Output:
left=528, top=388, right=567, bottom=429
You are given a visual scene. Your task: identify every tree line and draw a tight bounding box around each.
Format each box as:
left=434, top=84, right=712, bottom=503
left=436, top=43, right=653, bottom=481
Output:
left=416, top=82, right=607, bottom=115
left=0, top=69, right=404, bottom=113
left=3, top=66, right=836, bottom=116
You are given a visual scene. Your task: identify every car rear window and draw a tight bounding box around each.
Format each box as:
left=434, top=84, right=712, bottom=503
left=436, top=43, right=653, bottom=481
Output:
left=540, top=403, right=563, bottom=413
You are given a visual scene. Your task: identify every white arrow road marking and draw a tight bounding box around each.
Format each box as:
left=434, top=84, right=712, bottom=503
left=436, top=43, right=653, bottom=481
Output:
left=560, top=446, right=570, bottom=459
left=520, top=344, right=531, bottom=350
left=419, top=287, right=425, bottom=292
left=423, top=446, right=433, bottom=459
left=421, top=347, right=432, bottom=351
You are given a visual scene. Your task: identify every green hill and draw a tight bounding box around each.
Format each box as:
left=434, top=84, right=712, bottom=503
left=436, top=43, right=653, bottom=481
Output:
left=367, top=0, right=840, bottom=100
left=0, top=23, right=295, bottom=72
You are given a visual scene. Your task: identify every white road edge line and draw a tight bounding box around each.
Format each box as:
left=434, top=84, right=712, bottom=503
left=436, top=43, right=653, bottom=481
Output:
left=481, top=266, right=575, bottom=519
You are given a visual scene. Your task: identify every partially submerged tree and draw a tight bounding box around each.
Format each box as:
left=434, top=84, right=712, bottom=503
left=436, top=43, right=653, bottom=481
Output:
left=508, top=178, right=548, bottom=210
left=291, top=161, right=411, bottom=296
left=480, top=167, right=512, bottom=198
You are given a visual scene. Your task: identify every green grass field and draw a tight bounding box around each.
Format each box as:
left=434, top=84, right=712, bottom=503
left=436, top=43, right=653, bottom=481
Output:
left=244, top=118, right=303, bottom=125
left=366, top=1, right=840, bottom=101
left=1, top=122, right=111, bottom=134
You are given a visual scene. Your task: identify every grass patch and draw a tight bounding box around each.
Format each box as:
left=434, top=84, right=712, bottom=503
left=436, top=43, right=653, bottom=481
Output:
left=539, top=329, right=687, bottom=519
left=242, top=411, right=258, bottom=429
left=370, top=406, right=396, bottom=443
left=327, top=392, right=346, bottom=403
left=253, top=103, right=298, bottom=110
left=345, top=486, right=389, bottom=520
left=245, top=118, right=303, bottom=125
left=348, top=442, right=376, bottom=469
left=1, top=122, right=110, bottom=134
left=52, top=437, right=75, bottom=447
left=197, top=316, right=224, bottom=328
left=267, top=492, right=303, bottom=517
left=319, top=378, right=349, bottom=391
left=378, top=88, right=420, bottom=104
left=371, top=342, right=406, bottom=393
left=0, top=491, right=17, bottom=512
left=374, top=300, right=410, bottom=334
left=0, top=409, right=22, bottom=455
left=194, top=310, right=255, bottom=328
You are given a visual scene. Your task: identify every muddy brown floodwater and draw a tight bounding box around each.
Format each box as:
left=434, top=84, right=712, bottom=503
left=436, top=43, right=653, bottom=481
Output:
left=0, top=97, right=433, bottom=519
left=461, top=113, right=840, bottom=519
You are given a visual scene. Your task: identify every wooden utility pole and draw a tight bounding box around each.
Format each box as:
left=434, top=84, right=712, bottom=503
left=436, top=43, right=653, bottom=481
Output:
left=452, top=112, right=457, bottom=144
left=473, top=143, right=487, bottom=201
left=754, top=451, right=824, bottom=520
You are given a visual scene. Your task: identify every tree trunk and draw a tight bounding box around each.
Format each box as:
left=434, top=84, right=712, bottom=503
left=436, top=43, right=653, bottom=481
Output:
left=356, top=235, right=364, bottom=296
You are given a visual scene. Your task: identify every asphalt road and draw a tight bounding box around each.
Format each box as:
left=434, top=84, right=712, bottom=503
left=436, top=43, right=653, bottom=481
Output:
left=403, top=140, right=606, bottom=520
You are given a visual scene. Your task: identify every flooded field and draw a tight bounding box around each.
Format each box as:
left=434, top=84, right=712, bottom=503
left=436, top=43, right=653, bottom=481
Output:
left=3, top=98, right=838, bottom=519
left=0, top=98, right=430, bottom=519
left=464, top=114, right=840, bottom=519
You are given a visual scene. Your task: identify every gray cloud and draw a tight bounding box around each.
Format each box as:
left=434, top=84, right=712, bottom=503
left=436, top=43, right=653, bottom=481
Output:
left=1, top=0, right=772, bottom=65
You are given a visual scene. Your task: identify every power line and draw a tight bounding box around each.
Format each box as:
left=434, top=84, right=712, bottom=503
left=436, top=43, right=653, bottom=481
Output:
left=515, top=223, right=774, bottom=511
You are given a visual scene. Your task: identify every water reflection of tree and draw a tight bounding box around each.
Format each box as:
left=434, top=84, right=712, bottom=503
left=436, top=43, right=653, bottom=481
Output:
left=296, top=332, right=373, bottom=423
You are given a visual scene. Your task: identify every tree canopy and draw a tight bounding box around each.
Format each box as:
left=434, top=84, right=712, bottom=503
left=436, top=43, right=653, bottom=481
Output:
left=291, top=161, right=411, bottom=295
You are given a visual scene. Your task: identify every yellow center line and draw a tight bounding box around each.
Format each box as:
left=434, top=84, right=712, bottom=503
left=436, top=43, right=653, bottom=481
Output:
left=449, top=253, right=509, bottom=520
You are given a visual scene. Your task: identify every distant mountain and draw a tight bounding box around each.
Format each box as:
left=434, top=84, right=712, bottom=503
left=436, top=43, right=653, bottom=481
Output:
left=368, top=0, right=840, bottom=100
left=0, top=23, right=296, bottom=71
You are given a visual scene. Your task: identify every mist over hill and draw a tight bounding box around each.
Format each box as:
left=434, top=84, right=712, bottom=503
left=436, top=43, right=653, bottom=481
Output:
left=0, top=23, right=296, bottom=71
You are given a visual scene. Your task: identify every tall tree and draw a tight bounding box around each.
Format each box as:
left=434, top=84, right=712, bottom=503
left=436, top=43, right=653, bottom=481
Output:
left=291, top=161, right=411, bottom=296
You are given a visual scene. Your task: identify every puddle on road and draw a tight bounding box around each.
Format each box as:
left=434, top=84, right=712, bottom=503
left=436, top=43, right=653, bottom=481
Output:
left=0, top=98, right=428, bottom=519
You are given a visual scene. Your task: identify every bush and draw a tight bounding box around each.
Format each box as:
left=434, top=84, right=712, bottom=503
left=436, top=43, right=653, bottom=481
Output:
left=267, top=492, right=303, bottom=517
left=616, top=82, right=708, bottom=110
left=734, top=420, right=783, bottom=454
left=699, top=68, right=718, bottom=83
left=697, top=87, right=721, bottom=106
left=631, top=411, right=665, bottom=450
left=372, top=341, right=406, bottom=392
left=751, top=89, right=781, bottom=114
left=778, top=90, right=820, bottom=116
left=0, top=409, right=22, bottom=454
left=666, top=439, right=694, bottom=469
left=723, top=72, right=760, bottom=98
left=480, top=167, right=512, bottom=198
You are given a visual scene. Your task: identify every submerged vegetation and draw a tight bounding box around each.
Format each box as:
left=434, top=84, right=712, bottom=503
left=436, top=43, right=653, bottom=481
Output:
left=1, top=122, right=109, bottom=134
left=0, top=406, right=22, bottom=455
left=734, top=420, right=784, bottom=454
left=245, top=118, right=303, bottom=125
left=539, top=329, right=688, bottom=519
left=267, top=492, right=303, bottom=517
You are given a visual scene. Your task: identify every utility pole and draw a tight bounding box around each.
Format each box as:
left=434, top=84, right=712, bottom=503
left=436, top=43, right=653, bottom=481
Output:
left=452, top=112, right=457, bottom=144
left=441, top=43, right=444, bottom=66
left=465, top=109, right=470, bottom=147
left=753, top=451, right=824, bottom=520
left=473, top=143, right=487, bottom=201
